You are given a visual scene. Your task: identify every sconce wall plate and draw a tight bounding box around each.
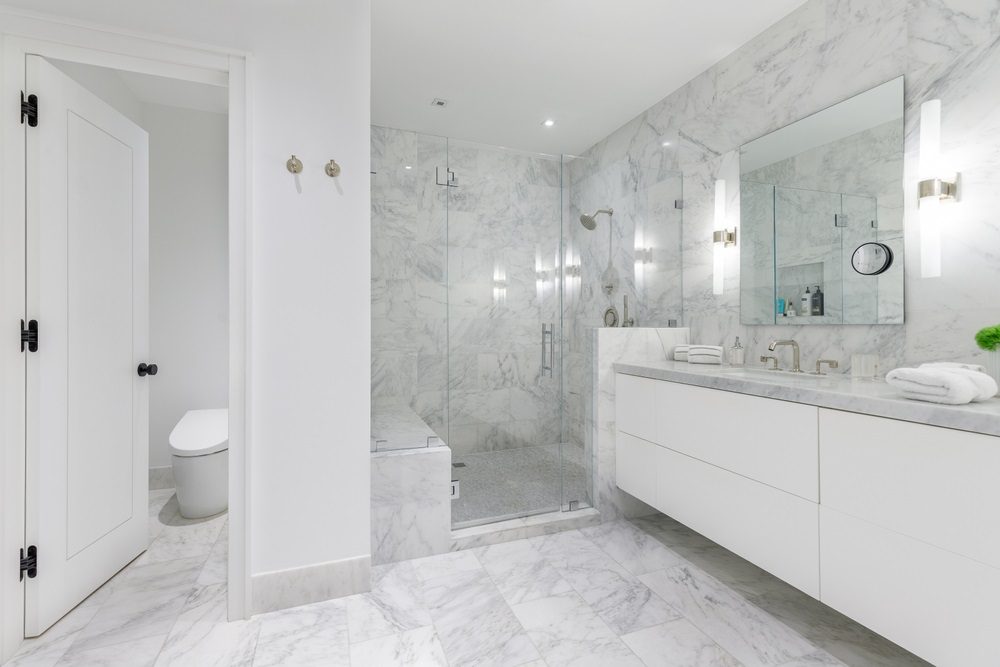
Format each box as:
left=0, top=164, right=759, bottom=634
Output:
left=325, top=159, right=342, bottom=178
left=286, top=155, right=303, bottom=174
left=917, top=177, right=957, bottom=201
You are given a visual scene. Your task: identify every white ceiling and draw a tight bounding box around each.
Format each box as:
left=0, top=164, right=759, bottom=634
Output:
left=373, top=0, right=808, bottom=155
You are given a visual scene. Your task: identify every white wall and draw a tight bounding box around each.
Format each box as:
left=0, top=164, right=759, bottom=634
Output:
left=146, top=104, right=229, bottom=471
left=0, top=0, right=372, bottom=590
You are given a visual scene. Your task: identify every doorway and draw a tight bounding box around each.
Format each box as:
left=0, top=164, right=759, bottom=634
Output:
left=1, top=31, right=250, bottom=663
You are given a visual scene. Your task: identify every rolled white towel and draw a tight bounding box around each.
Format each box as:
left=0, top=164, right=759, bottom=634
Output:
left=673, top=345, right=690, bottom=362
left=920, top=361, right=988, bottom=374
left=688, top=345, right=724, bottom=365
left=885, top=367, right=980, bottom=405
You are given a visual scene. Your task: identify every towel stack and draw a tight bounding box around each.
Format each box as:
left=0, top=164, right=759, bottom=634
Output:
left=673, top=345, right=690, bottom=361
left=885, top=362, right=999, bottom=405
left=688, top=345, right=724, bottom=365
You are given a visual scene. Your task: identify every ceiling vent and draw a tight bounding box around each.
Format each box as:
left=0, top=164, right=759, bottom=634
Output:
left=430, top=98, right=448, bottom=108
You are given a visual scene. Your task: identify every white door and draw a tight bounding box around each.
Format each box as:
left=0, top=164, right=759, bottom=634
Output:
left=23, top=55, right=150, bottom=637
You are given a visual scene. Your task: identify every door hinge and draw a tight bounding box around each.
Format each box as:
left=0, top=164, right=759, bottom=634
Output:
left=20, top=91, right=38, bottom=127
left=21, top=319, right=38, bottom=352
left=20, top=546, right=37, bottom=581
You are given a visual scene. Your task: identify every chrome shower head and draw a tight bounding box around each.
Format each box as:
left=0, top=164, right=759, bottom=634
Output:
left=579, top=208, right=613, bottom=230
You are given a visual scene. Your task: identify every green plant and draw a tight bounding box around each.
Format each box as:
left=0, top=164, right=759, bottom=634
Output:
left=975, top=325, right=1000, bottom=352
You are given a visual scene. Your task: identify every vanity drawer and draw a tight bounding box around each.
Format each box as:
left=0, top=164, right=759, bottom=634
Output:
left=655, top=445, right=819, bottom=598
left=616, top=432, right=658, bottom=504
left=820, top=409, right=1000, bottom=568
left=615, top=373, right=657, bottom=442
left=820, top=507, right=1000, bottom=667
left=654, top=381, right=819, bottom=501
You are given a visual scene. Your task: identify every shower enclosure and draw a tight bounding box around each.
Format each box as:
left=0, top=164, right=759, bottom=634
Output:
left=371, top=127, right=589, bottom=528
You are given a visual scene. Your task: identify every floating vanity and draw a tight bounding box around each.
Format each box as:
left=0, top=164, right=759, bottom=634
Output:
left=614, top=361, right=1000, bottom=667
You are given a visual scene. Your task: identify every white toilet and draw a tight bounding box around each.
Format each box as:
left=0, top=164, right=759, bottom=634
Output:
left=169, top=408, right=229, bottom=519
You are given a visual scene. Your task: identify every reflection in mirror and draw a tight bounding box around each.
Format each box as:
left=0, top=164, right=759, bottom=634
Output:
left=740, top=77, right=904, bottom=325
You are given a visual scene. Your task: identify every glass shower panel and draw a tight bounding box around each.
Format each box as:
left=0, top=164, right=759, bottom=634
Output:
left=446, top=140, right=565, bottom=528
left=370, top=128, right=449, bottom=451
left=774, top=186, right=843, bottom=323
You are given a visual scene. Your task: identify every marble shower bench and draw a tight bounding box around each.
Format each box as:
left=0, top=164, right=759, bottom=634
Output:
left=371, top=403, right=451, bottom=565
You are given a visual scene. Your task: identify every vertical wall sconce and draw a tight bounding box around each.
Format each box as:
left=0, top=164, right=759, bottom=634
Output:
left=712, top=179, right=736, bottom=295
left=918, top=99, right=958, bottom=279
left=493, top=262, right=507, bottom=305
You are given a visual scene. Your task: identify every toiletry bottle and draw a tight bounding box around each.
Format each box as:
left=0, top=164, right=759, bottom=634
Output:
left=786, top=298, right=797, bottom=317
left=729, top=337, right=745, bottom=367
left=777, top=298, right=785, bottom=316
left=800, top=286, right=811, bottom=317
left=812, top=285, right=824, bottom=316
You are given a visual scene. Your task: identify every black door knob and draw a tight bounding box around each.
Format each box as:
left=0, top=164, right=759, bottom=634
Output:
left=137, top=363, right=158, bottom=377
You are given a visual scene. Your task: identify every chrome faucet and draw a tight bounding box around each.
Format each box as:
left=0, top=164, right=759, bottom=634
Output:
left=813, top=359, right=840, bottom=375
left=760, top=355, right=779, bottom=370
left=768, top=339, right=802, bottom=373
left=622, top=295, right=635, bottom=328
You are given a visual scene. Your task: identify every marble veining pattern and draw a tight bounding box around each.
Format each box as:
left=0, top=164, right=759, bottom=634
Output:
left=567, top=0, right=1000, bottom=383
left=12, top=497, right=927, bottom=666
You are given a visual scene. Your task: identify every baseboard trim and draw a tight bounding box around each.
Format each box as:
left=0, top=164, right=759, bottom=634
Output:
left=250, top=554, right=371, bottom=615
left=149, top=466, right=175, bottom=490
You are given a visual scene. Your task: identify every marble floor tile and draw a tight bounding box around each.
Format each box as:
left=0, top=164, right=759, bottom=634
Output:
left=474, top=539, right=574, bottom=606
left=55, top=634, right=166, bottom=667
left=580, top=520, right=688, bottom=575
left=251, top=598, right=350, bottom=667
left=154, top=584, right=258, bottom=667
left=349, top=626, right=448, bottom=666
left=407, top=549, right=483, bottom=582
left=421, top=568, right=540, bottom=666
left=621, top=618, right=742, bottom=667
left=510, top=592, right=642, bottom=667
left=6, top=631, right=78, bottom=667
left=197, top=524, right=229, bottom=587
left=776, top=650, right=848, bottom=666
left=70, top=558, right=205, bottom=652
left=639, top=565, right=817, bottom=667
left=530, top=530, right=679, bottom=635
left=139, top=512, right=227, bottom=566
left=346, top=562, right=432, bottom=644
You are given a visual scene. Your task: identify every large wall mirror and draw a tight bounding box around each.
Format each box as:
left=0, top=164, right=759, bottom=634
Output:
left=740, top=77, right=904, bottom=325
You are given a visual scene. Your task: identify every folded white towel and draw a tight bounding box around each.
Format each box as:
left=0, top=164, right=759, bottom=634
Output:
left=688, top=345, right=724, bottom=365
left=673, top=345, right=690, bottom=362
left=920, top=361, right=988, bottom=374
left=930, top=367, right=997, bottom=401
left=885, top=367, right=981, bottom=405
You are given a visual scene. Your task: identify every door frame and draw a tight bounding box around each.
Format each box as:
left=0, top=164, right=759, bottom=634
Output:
left=0, top=11, right=253, bottom=661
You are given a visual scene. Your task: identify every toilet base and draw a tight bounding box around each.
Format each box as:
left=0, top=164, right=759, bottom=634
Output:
left=172, top=449, right=229, bottom=519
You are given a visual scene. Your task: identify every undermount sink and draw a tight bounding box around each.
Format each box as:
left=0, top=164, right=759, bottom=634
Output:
left=719, top=367, right=831, bottom=380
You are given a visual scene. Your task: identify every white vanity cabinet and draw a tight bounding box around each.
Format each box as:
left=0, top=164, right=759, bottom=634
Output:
left=615, top=374, right=821, bottom=597
left=615, top=371, right=1000, bottom=667
left=819, top=410, right=1000, bottom=667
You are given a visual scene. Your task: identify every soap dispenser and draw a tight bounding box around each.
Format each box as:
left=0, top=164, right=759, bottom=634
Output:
left=811, top=285, right=824, bottom=316
left=729, top=337, right=745, bottom=367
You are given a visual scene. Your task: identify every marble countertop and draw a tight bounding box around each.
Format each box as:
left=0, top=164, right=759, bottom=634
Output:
left=614, top=360, right=1000, bottom=437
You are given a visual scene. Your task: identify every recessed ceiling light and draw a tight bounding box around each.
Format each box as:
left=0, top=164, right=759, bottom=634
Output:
left=430, top=98, right=448, bottom=107
left=404, top=165, right=412, bottom=170
left=661, top=141, right=672, bottom=147
left=542, top=119, right=556, bottom=127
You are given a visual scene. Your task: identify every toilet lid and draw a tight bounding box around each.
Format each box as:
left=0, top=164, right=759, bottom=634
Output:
left=169, top=409, right=229, bottom=457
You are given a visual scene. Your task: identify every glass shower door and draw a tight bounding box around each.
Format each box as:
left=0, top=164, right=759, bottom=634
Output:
left=445, top=139, right=566, bottom=527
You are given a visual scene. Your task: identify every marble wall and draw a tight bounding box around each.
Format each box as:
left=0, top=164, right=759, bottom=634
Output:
left=570, top=0, right=1000, bottom=374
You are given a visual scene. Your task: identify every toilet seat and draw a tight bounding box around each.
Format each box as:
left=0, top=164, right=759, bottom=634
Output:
left=169, top=408, right=229, bottom=457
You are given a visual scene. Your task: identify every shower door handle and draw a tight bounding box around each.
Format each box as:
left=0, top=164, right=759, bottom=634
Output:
left=541, top=323, right=554, bottom=377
